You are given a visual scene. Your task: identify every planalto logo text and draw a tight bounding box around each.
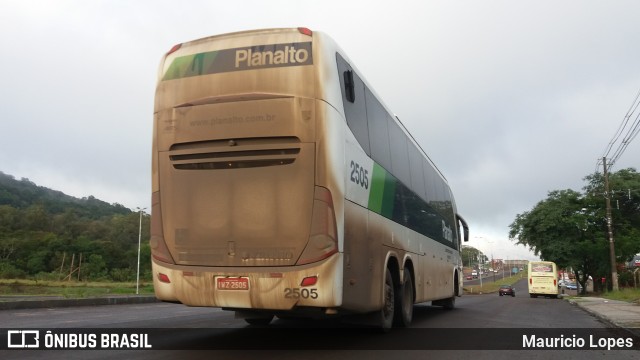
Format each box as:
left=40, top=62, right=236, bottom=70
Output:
left=235, top=43, right=312, bottom=69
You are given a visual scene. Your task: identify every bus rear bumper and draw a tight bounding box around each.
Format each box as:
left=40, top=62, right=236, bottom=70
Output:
left=151, top=253, right=343, bottom=310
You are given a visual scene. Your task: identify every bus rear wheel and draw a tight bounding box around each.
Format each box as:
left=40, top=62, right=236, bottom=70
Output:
left=433, top=282, right=455, bottom=310
left=394, top=268, right=414, bottom=327
left=379, top=268, right=395, bottom=331
left=441, top=295, right=455, bottom=310
left=244, top=315, right=274, bottom=326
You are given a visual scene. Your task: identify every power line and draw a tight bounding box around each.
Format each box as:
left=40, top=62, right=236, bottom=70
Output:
left=599, top=86, right=640, bottom=171
left=609, top=109, right=640, bottom=168
left=601, top=87, right=639, bottom=159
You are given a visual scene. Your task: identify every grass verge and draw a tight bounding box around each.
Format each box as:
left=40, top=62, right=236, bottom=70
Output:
left=0, top=279, right=154, bottom=299
left=597, top=287, right=640, bottom=304
left=463, top=273, right=526, bottom=294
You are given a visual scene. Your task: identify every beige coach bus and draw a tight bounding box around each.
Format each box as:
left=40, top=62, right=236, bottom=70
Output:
left=151, top=27, right=469, bottom=330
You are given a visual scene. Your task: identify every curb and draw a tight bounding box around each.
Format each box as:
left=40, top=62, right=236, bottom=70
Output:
left=568, top=297, right=617, bottom=326
left=566, top=297, right=640, bottom=338
left=0, top=296, right=159, bottom=310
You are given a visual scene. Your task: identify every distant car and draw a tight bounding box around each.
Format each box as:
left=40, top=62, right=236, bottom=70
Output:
left=498, top=285, right=515, bottom=297
left=466, top=275, right=473, bottom=280
left=566, top=282, right=581, bottom=291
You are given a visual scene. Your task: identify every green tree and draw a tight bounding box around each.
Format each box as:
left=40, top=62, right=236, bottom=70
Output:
left=24, top=204, right=50, bottom=231
left=0, top=205, right=19, bottom=232
left=0, top=261, right=26, bottom=278
left=510, top=168, right=640, bottom=293
left=584, top=168, right=640, bottom=264
left=0, top=236, right=18, bottom=262
left=0, top=172, right=152, bottom=281
left=461, top=245, right=484, bottom=268
left=84, top=254, right=108, bottom=281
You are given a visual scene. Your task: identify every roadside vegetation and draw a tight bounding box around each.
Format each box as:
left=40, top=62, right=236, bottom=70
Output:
left=597, top=287, right=640, bottom=304
left=0, top=172, right=152, bottom=282
left=0, top=279, right=154, bottom=299
left=508, top=168, right=640, bottom=295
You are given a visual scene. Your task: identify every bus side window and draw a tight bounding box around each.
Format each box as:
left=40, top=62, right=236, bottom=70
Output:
left=366, top=88, right=392, bottom=171
left=344, top=70, right=355, bottom=103
left=387, top=119, right=411, bottom=188
left=337, top=54, right=370, bottom=155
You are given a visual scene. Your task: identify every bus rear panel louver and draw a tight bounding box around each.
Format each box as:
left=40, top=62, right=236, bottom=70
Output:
left=169, top=137, right=301, bottom=170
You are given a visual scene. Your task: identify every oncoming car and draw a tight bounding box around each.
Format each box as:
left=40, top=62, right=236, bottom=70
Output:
left=498, top=285, right=515, bottom=297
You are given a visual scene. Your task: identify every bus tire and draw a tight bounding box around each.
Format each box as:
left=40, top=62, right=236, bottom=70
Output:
left=394, top=268, right=414, bottom=327
left=244, top=315, right=274, bottom=326
left=441, top=295, right=455, bottom=310
left=379, top=268, right=395, bottom=332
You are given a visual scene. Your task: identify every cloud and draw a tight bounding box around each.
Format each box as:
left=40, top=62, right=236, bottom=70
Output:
left=1, top=1, right=639, bottom=261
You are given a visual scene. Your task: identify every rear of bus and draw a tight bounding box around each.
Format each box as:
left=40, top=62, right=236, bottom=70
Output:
left=150, top=28, right=343, bottom=319
left=528, top=261, right=558, bottom=298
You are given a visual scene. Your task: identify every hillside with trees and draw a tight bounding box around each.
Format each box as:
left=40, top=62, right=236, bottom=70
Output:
left=0, top=171, right=150, bottom=281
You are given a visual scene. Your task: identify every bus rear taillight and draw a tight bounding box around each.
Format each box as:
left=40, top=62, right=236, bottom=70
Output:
left=166, top=43, right=182, bottom=56
left=296, top=186, right=338, bottom=265
left=301, top=276, right=318, bottom=287
left=150, top=191, right=175, bottom=264
left=298, top=27, right=313, bottom=36
left=158, top=273, right=171, bottom=283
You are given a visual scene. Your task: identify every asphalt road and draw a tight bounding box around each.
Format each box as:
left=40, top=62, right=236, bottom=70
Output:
left=463, top=269, right=520, bottom=286
left=1, top=279, right=637, bottom=359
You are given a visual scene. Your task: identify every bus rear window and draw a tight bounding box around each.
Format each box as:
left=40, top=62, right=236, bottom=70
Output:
left=163, top=42, right=313, bottom=81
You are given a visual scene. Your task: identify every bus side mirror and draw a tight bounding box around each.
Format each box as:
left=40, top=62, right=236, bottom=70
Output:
left=457, top=214, right=469, bottom=242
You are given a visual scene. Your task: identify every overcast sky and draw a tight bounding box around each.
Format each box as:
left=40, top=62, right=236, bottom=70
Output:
left=1, top=0, right=639, bottom=261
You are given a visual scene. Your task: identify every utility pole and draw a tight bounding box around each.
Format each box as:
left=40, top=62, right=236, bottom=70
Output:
left=602, top=157, right=619, bottom=291
left=136, top=207, right=146, bottom=295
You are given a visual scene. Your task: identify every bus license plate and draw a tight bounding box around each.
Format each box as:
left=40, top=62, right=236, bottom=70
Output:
left=216, top=277, right=249, bottom=290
